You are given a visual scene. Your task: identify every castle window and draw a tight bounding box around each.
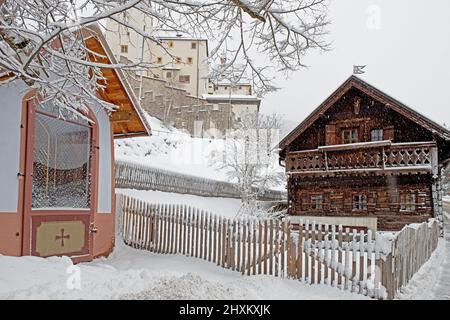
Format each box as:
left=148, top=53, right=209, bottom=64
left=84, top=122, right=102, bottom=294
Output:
left=120, top=45, right=128, bottom=54
left=191, top=42, right=197, bottom=49
left=400, top=192, right=416, bottom=211
left=371, top=129, right=384, bottom=142
left=175, top=57, right=182, bottom=64
left=342, top=129, right=358, bottom=144
left=157, top=57, right=163, bottom=64
left=311, top=194, right=323, bottom=210
left=168, top=40, right=174, bottom=48
left=179, top=75, right=190, bottom=83
left=166, top=71, right=172, bottom=78
left=353, top=194, right=367, bottom=211
left=187, top=57, right=193, bottom=64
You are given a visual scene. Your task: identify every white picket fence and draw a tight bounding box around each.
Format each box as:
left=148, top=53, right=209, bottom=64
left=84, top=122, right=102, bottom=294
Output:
left=118, top=194, right=440, bottom=300
left=115, top=159, right=287, bottom=201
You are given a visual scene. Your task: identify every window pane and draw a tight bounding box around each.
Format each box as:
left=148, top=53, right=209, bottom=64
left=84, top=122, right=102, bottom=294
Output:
left=32, top=112, right=91, bottom=209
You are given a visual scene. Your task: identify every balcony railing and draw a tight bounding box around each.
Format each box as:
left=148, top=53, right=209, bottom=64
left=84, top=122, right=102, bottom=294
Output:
left=286, top=141, right=438, bottom=176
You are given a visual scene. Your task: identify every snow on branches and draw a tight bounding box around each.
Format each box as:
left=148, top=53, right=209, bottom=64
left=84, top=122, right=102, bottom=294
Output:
left=0, top=0, right=330, bottom=116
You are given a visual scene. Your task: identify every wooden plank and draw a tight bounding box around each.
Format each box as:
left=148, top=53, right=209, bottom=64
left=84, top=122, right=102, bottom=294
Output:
left=359, top=230, right=365, bottom=295
left=304, top=221, right=310, bottom=283
left=143, top=202, right=149, bottom=250
left=203, top=211, right=208, bottom=260
left=182, top=205, right=187, bottom=255
left=258, top=220, right=262, bottom=274
left=208, top=213, right=212, bottom=262
left=236, top=219, right=241, bottom=273
left=154, top=204, right=160, bottom=253
left=242, top=219, right=247, bottom=275
left=323, top=224, right=329, bottom=285
left=213, top=215, right=217, bottom=264
left=344, top=227, right=351, bottom=291
left=169, top=205, right=175, bottom=254
left=247, top=219, right=252, bottom=276
left=217, top=216, right=222, bottom=266
left=160, top=207, right=166, bottom=254
left=351, top=228, right=358, bottom=292
left=269, top=220, right=274, bottom=276
left=297, top=222, right=303, bottom=280
left=264, top=220, right=268, bottom=275
left=195, top=209, right=199, bottom=258
left=231, top=219, right=237, bottom=271
left=280, top=220, right=285, bottom=277
left=286, top=220, right=291, bottom=278
left=310, top=222, right=316, bottom=284
left=222, top=218, right=227, bottom=268
left=199, top=211, right=204, bottom=259
left=337, top=225, right=343, bottom=287
left=317, top=223, right=323, bottom=284
left=188, top=208, right=193, bottom=256
left=227, top=219, right=232, bottom=269
left=274, top=220, right=279, bottom=277
left=330, top=224, right=336, bottom=286
left=176, top=205, right=181, bottom=253
left=252, top=220, right=257, bottom=275
left=367, top=229, right=374, bottom=298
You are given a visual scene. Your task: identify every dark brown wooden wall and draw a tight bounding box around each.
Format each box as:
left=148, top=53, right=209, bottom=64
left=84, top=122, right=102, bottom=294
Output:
left=288, top=174, right=433, bottom=231
left=289, top=88, right=434, bottom=152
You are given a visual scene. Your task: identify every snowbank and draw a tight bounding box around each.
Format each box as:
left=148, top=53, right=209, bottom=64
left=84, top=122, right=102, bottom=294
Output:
left=395, top=238, right=446, bottom=300
left=114, top=111, right=286, bottom=191
left=117, top=189, right=242, bottom=219
left=0, top=241, right=369, bottom=300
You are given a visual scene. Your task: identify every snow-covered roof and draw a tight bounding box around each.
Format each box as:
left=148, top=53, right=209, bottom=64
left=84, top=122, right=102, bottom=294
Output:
left=203, top=94, right=260, bottom=101
left=155, top=29, right=208, bottom=42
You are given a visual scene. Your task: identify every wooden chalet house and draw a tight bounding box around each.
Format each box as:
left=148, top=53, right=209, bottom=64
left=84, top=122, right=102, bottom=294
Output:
left=279, top=76, right=450, bottom=231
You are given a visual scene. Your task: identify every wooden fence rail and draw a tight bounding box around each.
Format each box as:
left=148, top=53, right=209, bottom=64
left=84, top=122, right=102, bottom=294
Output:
left=115, top=159, right=287, bottom=201
left=118, top=194, right=440, bottom=300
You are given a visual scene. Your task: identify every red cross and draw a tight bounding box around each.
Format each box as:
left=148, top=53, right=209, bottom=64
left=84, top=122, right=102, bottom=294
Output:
left=55, top=228, right=70, bottom=247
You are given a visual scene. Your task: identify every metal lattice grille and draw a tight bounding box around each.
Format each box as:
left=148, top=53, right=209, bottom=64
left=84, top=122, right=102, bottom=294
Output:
left=31, top=112, right=91, bottom=209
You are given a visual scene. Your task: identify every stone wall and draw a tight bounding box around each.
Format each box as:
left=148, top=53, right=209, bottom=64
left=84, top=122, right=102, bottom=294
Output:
left=123, top=70, right=241, bottom=137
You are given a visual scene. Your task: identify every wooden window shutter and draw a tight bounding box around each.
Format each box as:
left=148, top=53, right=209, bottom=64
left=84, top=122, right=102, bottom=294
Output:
left=383, top=126, right=394, bottom=141
left=325, top=124, right=336, bottom=145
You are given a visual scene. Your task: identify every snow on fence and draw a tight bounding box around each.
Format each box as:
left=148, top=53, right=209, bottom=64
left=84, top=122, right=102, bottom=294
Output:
left=118, top=194, right=440, bottom=300
left=115, top=159, right=287, bottom=201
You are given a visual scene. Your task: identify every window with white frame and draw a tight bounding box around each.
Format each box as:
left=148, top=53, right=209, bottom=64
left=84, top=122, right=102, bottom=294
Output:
left=371, top=129, right=384, bottom=142
left=311, top=194, right=323, bottom=210
left=342, top=128, right=359, bottom=144
left=400, top=192, right=416, bottom=211
left=353, top=194, right=368, bottom=211
left=120, top=45, right=128, bottom=54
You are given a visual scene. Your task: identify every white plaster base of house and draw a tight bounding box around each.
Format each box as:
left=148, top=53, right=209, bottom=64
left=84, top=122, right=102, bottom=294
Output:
left=289, top=215, right=378, bottom=232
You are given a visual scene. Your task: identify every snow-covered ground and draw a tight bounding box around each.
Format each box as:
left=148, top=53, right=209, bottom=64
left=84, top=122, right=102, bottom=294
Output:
left=117, top=189, right=242, bottom=219
left=114, top=112, right=285, bottom=191
left=0, top=240, right=369, bottom=300
left=397, top=209, right=450, bottom=300
left=395, top=238, right=446, bottom=299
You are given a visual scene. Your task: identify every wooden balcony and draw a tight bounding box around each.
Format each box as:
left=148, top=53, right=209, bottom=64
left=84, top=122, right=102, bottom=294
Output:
left=286, top=141, right=439, bottom=177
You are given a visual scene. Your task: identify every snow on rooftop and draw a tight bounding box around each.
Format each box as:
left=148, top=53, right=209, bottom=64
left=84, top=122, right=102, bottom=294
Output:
left=203, top=94, right=260, bottom=101
left=155, top=29, right=207, bottom=41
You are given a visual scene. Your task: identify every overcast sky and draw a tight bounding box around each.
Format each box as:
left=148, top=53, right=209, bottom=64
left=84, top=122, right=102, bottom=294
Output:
left=261, top=0, right=450, bottom=130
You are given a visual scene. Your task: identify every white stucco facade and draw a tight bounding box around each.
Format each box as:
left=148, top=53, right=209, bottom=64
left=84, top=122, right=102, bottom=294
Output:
left=105, top=9, right=209, bottom=97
